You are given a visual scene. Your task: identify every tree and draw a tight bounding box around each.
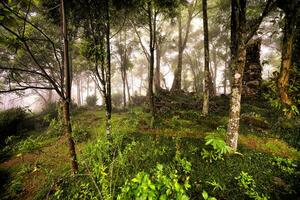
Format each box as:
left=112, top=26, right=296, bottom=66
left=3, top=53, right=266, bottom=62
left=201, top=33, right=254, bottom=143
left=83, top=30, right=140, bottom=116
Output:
left=171, top=0, right=197, bottom=92
left=227, top=0, right=276, bottom=151
left=202, top=0, right=210, bottom=115
left=276, top=0, right=300, bottom=113
left=0, top=0, right=79, bottom=174
left=130, top=0, right=182, bottom=116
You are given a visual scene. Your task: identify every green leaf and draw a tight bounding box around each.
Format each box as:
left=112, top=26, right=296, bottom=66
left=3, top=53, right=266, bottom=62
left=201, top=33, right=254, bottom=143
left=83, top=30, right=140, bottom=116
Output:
left=202, top=190, right=208, bottom=199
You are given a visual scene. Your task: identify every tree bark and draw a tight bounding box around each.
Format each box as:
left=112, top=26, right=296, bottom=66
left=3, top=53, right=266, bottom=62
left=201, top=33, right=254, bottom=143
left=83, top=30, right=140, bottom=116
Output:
left=212, top=48, right=218, bottom=95
left=76, top=78, right=81, bottom=106
left=227, top=0, right=246, bottom=151
left=105, top=0, right=112, bottom=137
left=61, top=0, right=78, bottom=174
left=125, top=71, right=131, bottom=104
left=154, top=38, right=161, bottom=92
left=243, top=39, right=262, bottom=97
left=202, top=0, right=210, bottom=115
left=121, top=65, right=126, bottom=107
left=277, top=11, right=296, bottom=107
left=147, top=2, right=155, bottom=117
left=172, top=12, right=183, bottom=92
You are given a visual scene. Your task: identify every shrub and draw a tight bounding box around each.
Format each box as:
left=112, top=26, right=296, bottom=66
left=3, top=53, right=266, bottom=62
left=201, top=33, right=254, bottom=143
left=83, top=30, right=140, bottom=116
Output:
left=0, top=108, right=27, bottom=146
left=46, top=119, right=63, bottom=137
left=117, top=163, right=191, bottom=200
left=201, top=127, right=232, bottom=163
left=235, top=171, right=269, bottom=200
left=39, top=102, right=59, bottom=121
left=86, top=95, right=97, bottom=107
left=72, top=123, right=90, bottom=143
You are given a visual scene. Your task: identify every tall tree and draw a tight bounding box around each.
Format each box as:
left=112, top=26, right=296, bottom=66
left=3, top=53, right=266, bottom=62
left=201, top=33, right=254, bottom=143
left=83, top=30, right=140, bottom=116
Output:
left=227, top=0, right=276, bottom=151
left=171, top=0, right=197, bottom=92
left=61, top=0, right=78, bottom=174
left=202, top=0, right=210, bottom=115
left=0, top=0, right=79, bottom=174
left=276, top=0, right=300, bottom=112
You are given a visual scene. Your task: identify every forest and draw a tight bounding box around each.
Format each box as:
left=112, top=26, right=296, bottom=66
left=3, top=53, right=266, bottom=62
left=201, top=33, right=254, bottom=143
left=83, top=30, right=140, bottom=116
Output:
left=0, top=0, right=300, bottom=199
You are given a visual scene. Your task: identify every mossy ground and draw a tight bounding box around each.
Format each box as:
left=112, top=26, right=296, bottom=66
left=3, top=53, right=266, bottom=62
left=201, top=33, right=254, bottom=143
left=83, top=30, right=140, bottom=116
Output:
left=0, top=98, right=299, bottom=200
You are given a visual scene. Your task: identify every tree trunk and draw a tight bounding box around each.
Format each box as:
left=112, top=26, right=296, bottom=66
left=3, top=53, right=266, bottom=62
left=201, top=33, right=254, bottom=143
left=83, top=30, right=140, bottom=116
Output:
left=121, top=66, right=126, bottom=107
left=277, top=12, right=296, bottom=107
left=212, top=49, right=218, bottom=95
left=61, top=0, right=78, bottom=174
left=86, top=75, right=90, bottom=97
left=171, top=6, right=193, bottom=92
left=202, top=0, right=210, bottom=115
left=148, top=3, right=155, bottom=117
left=171, top=13, right=183, bottom=92
left=125, top=71, right=131, bottom=104
left=227, top=0, right=246, bottom=151
left=76, top=78, right=81, bottom=106
left=105, top=0, right=112, bottom=137
left=243, top=39, right=262, bottom=97
left=154, top=39, right=161, bottom=92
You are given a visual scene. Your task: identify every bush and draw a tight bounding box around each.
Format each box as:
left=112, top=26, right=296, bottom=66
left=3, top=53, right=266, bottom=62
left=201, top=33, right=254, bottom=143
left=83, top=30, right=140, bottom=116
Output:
left=86, top=95, right=97, bottom=107
left=0, top=108, right=27, bottom=146
left=72, top=123, right=90, bottom=143
left=39, top=102, right=59, bottom=121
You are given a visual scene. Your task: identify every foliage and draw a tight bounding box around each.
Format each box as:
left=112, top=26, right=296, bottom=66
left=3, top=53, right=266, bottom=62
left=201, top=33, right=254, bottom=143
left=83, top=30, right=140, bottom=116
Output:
left=0, top=107, right=27, bottom=145
left=39, top=102, right=59, bottom=122
left=3, top=134, right=50, bottom=154
left=201, top=127, right=232, bottom=163
left=86, top=95, right=98, bottom=107
left=235, top=171, right=269, bottom=200
left=117, top=163, right=191, bottom=200
left=46, top=118, right=63, bottom=137
left=262, top=79, right=300, bottom=117
left=272, top=156, right=296, bottom=175
left=202, top=190, right=217, bottom=200
left=272, top=117, right=300, bottom=149
left=71, top=123, right=90, bottom=143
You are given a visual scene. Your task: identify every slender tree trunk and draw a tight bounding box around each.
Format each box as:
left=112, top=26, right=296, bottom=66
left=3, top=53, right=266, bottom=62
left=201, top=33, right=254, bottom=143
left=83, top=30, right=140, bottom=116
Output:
left=202, top=0, right=210, bottom=115
left=277, top=12, right=296, bottom=107
left=76, top=78, right=81, bottom=106
left=61, top=0, right=78, bottom=174
left=227, top=0, right=246, bottom=151
left=125, top=71, right=131, bottom=104
left=105, top=0, right=112, bottom=137
left=154, top=40, right=161, bottom=92
left=86, top=76, right=90, bottom=97
left=121, top=66, right=126, bottom=107
left=148, top=3, right=155, bottom=116
left=212, top=49, right=218, bottom=95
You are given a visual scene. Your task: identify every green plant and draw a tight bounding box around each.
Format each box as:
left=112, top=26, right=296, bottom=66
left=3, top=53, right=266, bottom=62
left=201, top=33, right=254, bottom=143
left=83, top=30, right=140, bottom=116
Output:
left=46, top=118, right=63, bottom=137
left=202, top=190, right=217, bottom=200
left=0, top=107, right=27, bottom=145
left=272, top=156, right=296, bottom=174
left=117, top=164, right=191, bottom=200
left=86, top=95, right=98, bottom=107
left=72, top=123, right=90, bottom=143
left=206, top=179, right=225, bottom=192
left=201, top=127, right=232, bottom=162
left=235, top=171, right=269, bottom=200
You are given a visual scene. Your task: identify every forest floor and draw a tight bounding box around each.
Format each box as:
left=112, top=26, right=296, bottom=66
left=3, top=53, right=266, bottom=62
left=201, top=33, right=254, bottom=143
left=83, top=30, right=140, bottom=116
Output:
left=0, top=96, right=300, bottom=200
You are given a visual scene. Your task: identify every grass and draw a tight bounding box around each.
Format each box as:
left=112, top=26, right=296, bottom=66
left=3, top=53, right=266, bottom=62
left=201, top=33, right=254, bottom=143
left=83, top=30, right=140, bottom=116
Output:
left=0, top=100, right=299, bottom=200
